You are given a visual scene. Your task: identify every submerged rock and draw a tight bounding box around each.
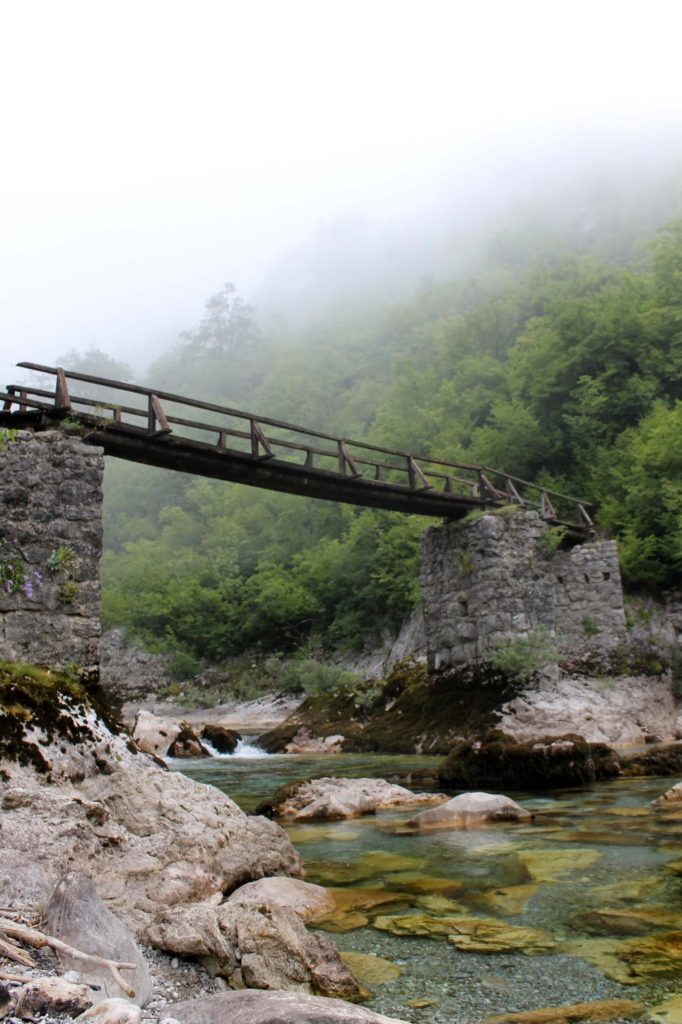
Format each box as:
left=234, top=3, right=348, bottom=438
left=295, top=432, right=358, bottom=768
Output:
left=517, top=848, right=601, bottom=882
left=406, top=791, right=532, bottom=831
left=340, top=952, right=401, bottom=987
left=164, top=989, right=411, bottom=1024
left=304, top=852, right=425, bottom=886
left=482, top=998, right=646, bottom=1023
left=649, top=994, right=682, bottom=1024
left=474, top=884, right=539, bottom=916
left=568, top=907, right=682, bottom=937
left=372, top=911, right=555, bottom=953
left=255, top=776, right=443, bottom=821
left=654, top=780, right=682, bottom=806
left=564, top=930, right=682, bottom=984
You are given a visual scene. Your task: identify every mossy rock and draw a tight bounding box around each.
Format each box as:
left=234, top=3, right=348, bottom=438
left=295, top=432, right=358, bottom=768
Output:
left=620, top=745, right=682, bottom=778
left=438, top=731, right=621, bottom=791
left=259, top=659, right=528, bottom=756
left=0, top=660, right=128, bottom=775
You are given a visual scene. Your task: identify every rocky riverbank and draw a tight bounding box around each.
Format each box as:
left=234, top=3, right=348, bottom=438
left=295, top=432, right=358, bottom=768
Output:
left=2, top=665, right=415, bottom=1023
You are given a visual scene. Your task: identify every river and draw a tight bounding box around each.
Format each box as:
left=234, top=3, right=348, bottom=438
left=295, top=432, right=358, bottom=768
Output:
left=176, top=752, right=682, bottom=1023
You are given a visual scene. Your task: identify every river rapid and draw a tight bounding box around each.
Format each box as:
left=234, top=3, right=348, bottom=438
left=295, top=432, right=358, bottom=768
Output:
left=176, top=752, right=682, bottom=1023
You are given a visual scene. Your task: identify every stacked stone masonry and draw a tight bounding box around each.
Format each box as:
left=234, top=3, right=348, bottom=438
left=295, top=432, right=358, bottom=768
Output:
left=419, top=511, right=626, bottom=670
left=0, top=430, right=103, bottom=673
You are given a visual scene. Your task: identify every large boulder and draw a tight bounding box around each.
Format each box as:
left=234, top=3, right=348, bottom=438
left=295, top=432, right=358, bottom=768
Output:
left=438, top=733, right=621, bottom=791
left=163, top=989, right=411, bottom=1024
left=255, top=777, right=443, bottom=821
left=45, top=872, right=152, bottom=1005
left=406, top=791, right=532, bottom=831
left=1, top=698, right=302, bottom=934
left=227, top=877, right=336, bottom=921
left=146, top=901, right=364, bottom=1001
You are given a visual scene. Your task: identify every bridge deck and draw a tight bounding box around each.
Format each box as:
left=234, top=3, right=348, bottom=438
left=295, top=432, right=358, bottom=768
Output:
left=1, top=363, right=594, bottom=532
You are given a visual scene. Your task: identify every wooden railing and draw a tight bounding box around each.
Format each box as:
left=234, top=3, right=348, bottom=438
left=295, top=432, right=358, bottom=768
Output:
left=1, top=363, right=595, bottom=532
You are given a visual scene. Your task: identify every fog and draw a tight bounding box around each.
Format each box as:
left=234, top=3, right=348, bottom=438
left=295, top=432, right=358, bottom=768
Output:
left=1, top=0, right=681, bottom=385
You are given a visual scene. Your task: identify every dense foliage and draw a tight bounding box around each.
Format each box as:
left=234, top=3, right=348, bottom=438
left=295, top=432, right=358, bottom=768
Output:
left=96, top=208, right=682, bottom=666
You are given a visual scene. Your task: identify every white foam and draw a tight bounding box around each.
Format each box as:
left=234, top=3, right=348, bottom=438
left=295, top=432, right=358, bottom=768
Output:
left=202, top=738, right=270, bottom=759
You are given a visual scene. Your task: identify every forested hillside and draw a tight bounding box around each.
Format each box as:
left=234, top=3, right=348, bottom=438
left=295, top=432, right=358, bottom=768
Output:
left=97, top=201, right=682, bottom=669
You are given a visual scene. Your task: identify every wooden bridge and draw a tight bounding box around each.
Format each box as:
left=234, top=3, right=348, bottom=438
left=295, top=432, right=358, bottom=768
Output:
left=1, top=363, right=594, bottom=534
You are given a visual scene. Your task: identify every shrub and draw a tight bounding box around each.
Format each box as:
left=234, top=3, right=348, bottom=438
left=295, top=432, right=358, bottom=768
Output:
left=485, top=628, right=559, bottom=682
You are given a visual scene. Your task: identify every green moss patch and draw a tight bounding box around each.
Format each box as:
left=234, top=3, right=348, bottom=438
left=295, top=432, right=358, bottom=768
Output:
left=258, top=660, right=526, bottom=756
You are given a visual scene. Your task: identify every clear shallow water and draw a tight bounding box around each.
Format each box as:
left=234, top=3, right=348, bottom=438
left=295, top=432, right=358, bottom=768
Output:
left=176, top=754, right=682, bottom=1022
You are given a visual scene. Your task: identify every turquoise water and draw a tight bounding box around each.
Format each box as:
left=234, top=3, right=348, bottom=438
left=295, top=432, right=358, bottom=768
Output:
left=176, top=754, right=682, bottom=1022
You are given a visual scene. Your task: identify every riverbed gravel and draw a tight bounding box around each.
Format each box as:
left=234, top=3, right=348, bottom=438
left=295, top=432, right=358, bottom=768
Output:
left=330, top=928, right=663, bottom=1023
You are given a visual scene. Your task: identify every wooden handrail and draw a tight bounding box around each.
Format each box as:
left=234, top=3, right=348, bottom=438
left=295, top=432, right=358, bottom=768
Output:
left=3, top=364, right=595, bottom=530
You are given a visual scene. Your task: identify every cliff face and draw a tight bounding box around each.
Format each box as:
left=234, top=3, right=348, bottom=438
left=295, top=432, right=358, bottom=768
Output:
left=419, top=510, right=626, bottom=671
left=0, top=429, right=103, bottom=675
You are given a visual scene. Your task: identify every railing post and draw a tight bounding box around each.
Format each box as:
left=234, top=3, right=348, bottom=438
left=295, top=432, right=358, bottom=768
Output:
left=540, top=491, right=557, bottom=519
left=578, top=503, right=594, bottom=529
left=148, top=394, right=171, bottom=435
left=250, top=419, right=274, bottom=459
left=505, top=477, right=524, bottom=505
left=407, top=457, right=432, bottom=490
left=55, top=368, right=71, bottom=411
left=338, top=441, right=361, bottom=478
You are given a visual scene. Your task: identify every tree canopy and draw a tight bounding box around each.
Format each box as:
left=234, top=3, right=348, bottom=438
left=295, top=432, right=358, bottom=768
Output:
left=98, top=211, right=682, bottom=663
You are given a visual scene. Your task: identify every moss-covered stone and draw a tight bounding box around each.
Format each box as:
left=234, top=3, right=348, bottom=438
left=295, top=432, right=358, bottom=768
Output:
left=438, top=731, right=621, bottom=791
left=620, top=745, right=682, bottom=777
left=258, top=660, right=526, bottom=756
left=0, top=660, right=128, bottom=775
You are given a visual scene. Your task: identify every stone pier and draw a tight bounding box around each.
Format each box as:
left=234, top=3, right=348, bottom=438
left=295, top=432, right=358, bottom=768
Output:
left=0, top=430, right=103, bottom=674
left=419, top=510, right=626, bottom=671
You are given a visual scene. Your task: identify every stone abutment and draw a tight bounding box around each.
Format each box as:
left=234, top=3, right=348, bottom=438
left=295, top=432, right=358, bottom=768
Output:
left=0, top=429, right=103, bottom=674
left=419, top=510, right=626, bottom=671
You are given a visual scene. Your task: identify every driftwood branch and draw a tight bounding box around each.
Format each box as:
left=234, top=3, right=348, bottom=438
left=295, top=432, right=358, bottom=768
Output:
left=0, top=933, right=36, bottom=967
left=0, top=918, right=136, bottom=998
left=0, top=970, right=39, bottom=983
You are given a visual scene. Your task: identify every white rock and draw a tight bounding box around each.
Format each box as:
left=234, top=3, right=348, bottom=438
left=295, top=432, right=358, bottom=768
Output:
left=227, top=876, right=335, bottom=921
left=164, top=989, right=411, bottom=1023
left=75, top=997, right=142, bottom=1023
left=654, top=781, right=682, bottom=807
left=407, top=791, right=532, bottom=831
left=132, top=710, right=181, bottom=757
left=264, top=776, right=442, bottom=821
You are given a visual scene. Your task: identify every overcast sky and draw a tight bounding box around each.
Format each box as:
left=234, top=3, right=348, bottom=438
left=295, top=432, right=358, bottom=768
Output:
left=1, top=0, right=681, bottom=385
